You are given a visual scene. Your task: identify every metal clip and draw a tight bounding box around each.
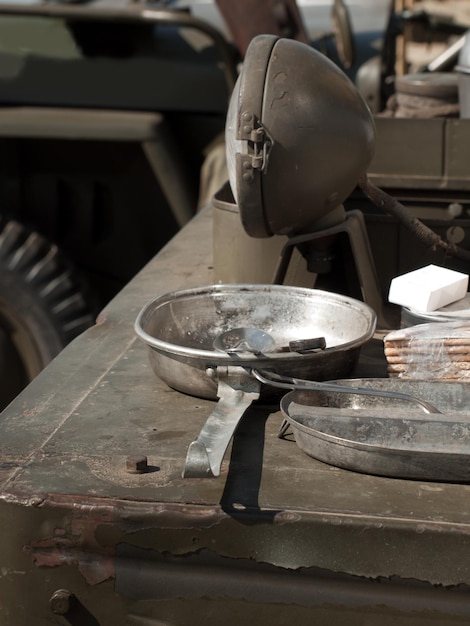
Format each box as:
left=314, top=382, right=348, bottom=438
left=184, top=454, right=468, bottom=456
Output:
left=250, top=125, right=273, bottom=171
left=239, top=111, right=273, bottom=171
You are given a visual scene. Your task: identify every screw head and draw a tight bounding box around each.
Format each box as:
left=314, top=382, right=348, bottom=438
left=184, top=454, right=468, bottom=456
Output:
left=205, top=367, right=216, bottom=379
left=49, top=589, right=75, bottom=615
left=126, top=455, right=148, bottom=474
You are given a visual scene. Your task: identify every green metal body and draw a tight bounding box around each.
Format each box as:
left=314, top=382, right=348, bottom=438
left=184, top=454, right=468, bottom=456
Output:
left=2, top=209, right=470, bottom=624
left=2, top=7, right=470, bottom=622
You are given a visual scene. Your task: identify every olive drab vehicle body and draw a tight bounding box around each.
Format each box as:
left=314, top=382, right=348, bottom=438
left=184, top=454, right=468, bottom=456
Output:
left=0, top=0, right=238, bottom=408
left=3, top=1, right=470, bottom=625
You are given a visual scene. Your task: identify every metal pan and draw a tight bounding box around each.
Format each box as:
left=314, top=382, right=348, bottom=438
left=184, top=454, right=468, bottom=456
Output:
left=135, top=284, right=376, bottom=478
left=135, top=284, right=376, bottom=399
left=280, top=379, right=470, bottom=482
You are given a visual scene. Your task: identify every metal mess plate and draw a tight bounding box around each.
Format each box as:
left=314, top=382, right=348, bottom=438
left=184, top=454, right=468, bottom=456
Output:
left=280, top=379, right=470, bottom=482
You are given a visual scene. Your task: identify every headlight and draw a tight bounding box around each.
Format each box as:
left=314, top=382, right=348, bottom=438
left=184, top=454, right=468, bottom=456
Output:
left=225, top=34, right=375, bottom=238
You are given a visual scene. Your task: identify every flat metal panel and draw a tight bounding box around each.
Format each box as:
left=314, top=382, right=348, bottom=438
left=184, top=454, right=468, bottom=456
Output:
left=369, top=118, right=445, bottom=187
left=2, top=208, right=470, bottom=624
left=445, top=118, right=470, bottom=179
left=0, top=107, right=165, bottom=141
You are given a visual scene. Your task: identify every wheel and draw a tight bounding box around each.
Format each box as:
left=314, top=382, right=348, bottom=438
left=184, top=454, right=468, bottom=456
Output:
left=0, top=219, right=95, bottom=409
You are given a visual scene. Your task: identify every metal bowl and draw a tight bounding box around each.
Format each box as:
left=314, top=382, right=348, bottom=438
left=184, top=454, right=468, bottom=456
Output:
left=135, top=284, right=376, bottom=399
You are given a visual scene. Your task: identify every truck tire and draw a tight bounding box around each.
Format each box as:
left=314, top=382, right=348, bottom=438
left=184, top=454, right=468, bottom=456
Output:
left=0, top=219, right=95, bottom=409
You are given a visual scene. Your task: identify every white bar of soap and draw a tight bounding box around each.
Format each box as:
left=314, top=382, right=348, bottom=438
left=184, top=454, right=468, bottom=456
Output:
left=388, top=264, right=469, bottom=312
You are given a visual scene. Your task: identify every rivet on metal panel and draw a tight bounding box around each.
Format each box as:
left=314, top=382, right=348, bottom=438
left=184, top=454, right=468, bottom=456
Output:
left=205, top=367, right=216, bottom=379
left=126, top=455, right=148, bottom=474
left=49, top=589, right=76, bottom=615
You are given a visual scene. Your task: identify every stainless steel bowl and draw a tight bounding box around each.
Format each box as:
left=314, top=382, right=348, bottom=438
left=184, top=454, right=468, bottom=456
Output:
left=135, top=284, right=376, bottom=400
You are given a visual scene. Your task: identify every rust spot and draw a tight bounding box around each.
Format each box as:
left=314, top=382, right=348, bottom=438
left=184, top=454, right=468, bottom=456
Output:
left=19, top=494, right=230, bottom=587
left=23, top=498, right=117, bottom=585
left=25, top=534, right=115, bottom=585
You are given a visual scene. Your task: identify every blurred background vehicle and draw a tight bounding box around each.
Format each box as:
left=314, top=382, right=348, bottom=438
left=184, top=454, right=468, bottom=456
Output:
left=0, top=0, right=239, bottom=408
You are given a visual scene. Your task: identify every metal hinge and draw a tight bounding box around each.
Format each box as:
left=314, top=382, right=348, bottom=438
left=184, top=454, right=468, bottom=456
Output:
left=239, top=112, right=273, bottom=171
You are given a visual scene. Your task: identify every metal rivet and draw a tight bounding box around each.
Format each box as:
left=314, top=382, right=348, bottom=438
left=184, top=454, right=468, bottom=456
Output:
left=49, top=589, right=75, bottom=615
left=242, top=112, right=252, bottom=122
left=126, top=455, right=148, bottom=474
left=205, top=367, right=216, bottom=379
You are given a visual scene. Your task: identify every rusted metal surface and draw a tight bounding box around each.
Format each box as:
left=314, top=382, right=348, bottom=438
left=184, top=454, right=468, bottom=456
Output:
left=2, top=208, right=470, bottom=623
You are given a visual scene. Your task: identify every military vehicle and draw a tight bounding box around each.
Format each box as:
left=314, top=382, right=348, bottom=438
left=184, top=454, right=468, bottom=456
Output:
left=2, top=0, right=469, bottom=413
left=2, top=9, right=470, bottom=620
left=0, top=0, right=241, bottom=408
